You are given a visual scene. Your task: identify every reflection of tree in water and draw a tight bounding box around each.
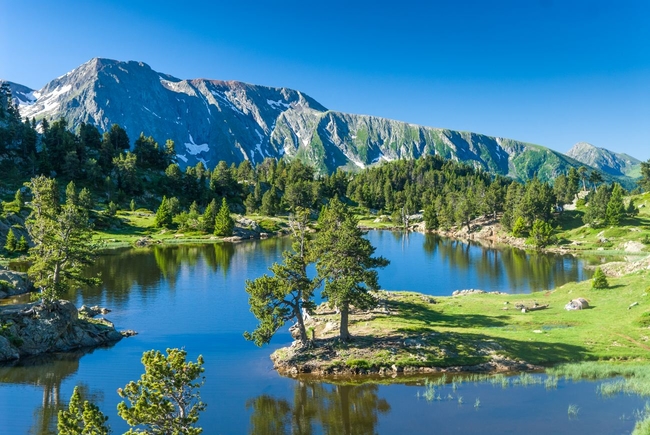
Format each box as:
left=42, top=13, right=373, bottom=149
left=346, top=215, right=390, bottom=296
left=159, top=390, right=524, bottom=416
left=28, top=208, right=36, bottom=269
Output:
left=204, top=243, right=235, bottom=276
left=424, top=234, right=586, bottom=292
left=247, top=381, right=390, bottom=435
left=76, top=247, right=164, bottom=307
left=0, top=349, right=106, bottom=435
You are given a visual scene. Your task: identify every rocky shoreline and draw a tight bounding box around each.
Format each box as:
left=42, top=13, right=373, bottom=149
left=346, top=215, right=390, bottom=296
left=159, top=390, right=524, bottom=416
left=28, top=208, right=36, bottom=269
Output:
left=269, top=293, right=548, bottom=379
left=0, top=266, right=33, bottom=299
left=0, top=300, right=126, bottom=363
left=271, top=340, right=542, bottom=378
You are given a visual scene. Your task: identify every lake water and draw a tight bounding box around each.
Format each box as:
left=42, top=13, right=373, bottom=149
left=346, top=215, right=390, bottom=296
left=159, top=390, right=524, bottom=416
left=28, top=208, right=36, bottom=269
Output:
left=0, top=232, right=643, bottom=434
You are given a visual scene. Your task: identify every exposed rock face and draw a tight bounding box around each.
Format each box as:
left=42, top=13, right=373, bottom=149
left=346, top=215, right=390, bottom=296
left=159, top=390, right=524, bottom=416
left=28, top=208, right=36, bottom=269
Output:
left=566, top=142, right=641, bottom=178
left=4, top=58, right=632, bottom=184
left=0, top=301, right=123, bottom=362
left=0, top=267, right=34, bottom=299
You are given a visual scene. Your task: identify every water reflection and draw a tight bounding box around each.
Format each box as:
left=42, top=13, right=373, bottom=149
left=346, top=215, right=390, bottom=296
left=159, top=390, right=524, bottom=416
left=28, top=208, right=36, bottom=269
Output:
left=376, top=233, right=591, bottom=294
left=247, top=382, right=390, bottom=435
left=0, top=348, right=111, bottom=435
left=72, top=239, right=291, bottom=308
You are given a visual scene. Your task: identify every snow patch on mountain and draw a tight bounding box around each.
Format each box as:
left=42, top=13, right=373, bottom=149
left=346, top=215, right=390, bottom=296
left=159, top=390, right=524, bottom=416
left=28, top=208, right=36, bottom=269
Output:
left=267, top=99, right=291, bottom=110
left=184, top=134, right=210, bottom=155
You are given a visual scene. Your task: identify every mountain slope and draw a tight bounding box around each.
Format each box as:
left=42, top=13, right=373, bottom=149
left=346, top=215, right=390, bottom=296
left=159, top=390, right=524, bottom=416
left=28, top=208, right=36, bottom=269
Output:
left=566, top=142, right=642, bottom=178
left=5, top=58, right=635, bottom=184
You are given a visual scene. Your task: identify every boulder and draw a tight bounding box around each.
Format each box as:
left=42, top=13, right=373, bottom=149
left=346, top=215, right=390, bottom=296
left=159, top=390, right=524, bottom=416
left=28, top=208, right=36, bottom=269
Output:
left=78, top=305, right=111, bottom=318
left=0, top=300, right=123, bottom=362
left=565, top=298, right=589, bottom=311
left=0, top=268, right=34, bottom=299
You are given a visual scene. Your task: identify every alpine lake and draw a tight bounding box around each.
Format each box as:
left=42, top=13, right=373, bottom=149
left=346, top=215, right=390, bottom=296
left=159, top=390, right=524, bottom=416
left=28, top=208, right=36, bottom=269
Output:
left=0, top=231, right=647, bottom=434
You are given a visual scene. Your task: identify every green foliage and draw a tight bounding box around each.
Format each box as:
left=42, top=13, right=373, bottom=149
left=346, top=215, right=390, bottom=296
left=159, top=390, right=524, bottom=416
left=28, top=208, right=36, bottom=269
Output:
left=155, top=196, right=173, bottom=229
left=117, top=348, right=206, bottom=435
left=3, top=228, right=17, bottom=253
left=16, top=235, right=28, bottom=253
left=591, top=267, right=609, bottom=289
left=214, top=198, right=234, bottom=237
left=527, top=219, right=556, bottom=248
left=626, top=198, right=639, bottom=217
left=606, top=183, right=625, bottom=225
left=244, top=208, right=317, bottom=346
left=423, top=205, right=439, bottom=230
left=106, top=201, right=118, bottom=217
left=25, top=176, right=100, bottom=305
left=130, top=198, right=136, bottom=212
left=511, top=216, right=527, bottom=237
left=638, top=159, right=650, bottom=192
left=260, top=187, right=279, bottom=217
left=313, top=197, right=389, bottom=341
left=583, top=185, right=611, bottom=228
left=200, top=199, right=218, bottom=233
left=57, top=386, right=110, bottom=435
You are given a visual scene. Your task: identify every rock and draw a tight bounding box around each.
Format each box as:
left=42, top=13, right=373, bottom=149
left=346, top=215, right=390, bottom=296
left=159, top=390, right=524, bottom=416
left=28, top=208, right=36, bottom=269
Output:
left=565, top=298, right=589, bottom=311
left=78, top=305, right=111, bottom=318
left=121, top=329, right=138, bottom=337
left=0, top=268, right=34, bottom=299
left=134, top=237, right=152, bottom=247
left=0, top=335, right=19, bottom=361
left=0, top=300, right=123, bottom=362
left=623, top=241, right=645, bottom=253
left=452, top=289, right=485, bottom=296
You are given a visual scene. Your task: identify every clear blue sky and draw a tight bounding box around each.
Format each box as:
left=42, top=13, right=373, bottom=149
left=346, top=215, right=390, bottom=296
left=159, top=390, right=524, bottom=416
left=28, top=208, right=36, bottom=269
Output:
left=1, top=0, right=648, bottom=159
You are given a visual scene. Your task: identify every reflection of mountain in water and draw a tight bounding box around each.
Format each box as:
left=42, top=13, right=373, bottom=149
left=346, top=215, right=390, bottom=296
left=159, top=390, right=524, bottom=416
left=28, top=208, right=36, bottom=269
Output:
left=247, top=381, right=390, bottom=435
left=0, top=348, right=110, bottom=435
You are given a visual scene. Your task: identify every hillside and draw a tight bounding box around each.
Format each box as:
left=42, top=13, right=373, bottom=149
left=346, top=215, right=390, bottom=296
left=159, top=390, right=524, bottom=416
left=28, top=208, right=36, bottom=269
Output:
left=2, top=58, right=630, bottom=184
left=566, top=142, right=642, bottom=178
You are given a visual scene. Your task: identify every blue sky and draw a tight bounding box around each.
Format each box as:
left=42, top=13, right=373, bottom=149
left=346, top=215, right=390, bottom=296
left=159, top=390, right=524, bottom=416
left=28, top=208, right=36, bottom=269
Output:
left=1, top=0, right=648, bottom=159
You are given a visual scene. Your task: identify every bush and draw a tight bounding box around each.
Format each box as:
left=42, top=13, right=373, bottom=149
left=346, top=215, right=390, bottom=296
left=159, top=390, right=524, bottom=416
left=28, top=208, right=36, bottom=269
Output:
left=592, top=267, right=609, bottom=289
left=512, top=216, right=527, bottom=237
left=527, top=219, right=556, bottom=248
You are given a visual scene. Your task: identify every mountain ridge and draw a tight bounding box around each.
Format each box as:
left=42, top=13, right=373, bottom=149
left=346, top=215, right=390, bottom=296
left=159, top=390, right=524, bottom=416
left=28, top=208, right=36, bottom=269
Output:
left=2, top=58, right=641, bottom=186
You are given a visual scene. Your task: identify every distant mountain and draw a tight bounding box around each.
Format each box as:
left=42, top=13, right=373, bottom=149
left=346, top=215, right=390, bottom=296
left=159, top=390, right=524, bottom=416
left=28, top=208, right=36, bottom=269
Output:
left=2, top=58, right=639, bottom=185
left=566, top=142, right=642, bottom=178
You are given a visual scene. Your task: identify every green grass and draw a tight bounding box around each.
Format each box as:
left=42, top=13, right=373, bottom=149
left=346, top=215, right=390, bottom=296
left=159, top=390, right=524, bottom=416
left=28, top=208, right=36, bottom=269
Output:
left=278, top=266, right=650, bottom=373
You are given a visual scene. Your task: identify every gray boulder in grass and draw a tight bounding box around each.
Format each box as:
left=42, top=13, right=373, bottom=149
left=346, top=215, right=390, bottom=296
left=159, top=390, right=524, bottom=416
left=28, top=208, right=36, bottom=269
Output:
left=565, top=298, right=589, bottom=311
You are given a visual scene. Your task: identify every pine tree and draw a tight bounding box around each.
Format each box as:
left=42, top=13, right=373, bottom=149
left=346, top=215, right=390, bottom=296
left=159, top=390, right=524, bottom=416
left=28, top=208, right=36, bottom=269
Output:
left=527, top=219, right=556, bottom=248
left=154, top=197, right=172, bottom=228
left=4, top=229, right=17, bottom=253
left=16, top=235, right=28, bottom=253
left=626, top=198, right=639, bottom=217
left=130, top=198, right=136, bottom=212
left=592, top=267, right=609, bottom=289
left=201, top=199, right=218, bottom=233
left=26, top=176, right=99, bottom=305
left=261, top=187, right=279, bottom=217
left=313, top=197, right=389, bottom=341
left=214, top=197, right=234, bottom=237
left=57, top=386, right=110, bottom=435
left=606, top=183, right=625, bottom=225
left=245, top=208, right=317, bottom=346
left=155, top=196, right=173, bottom=228
left=117, top=348, right=206, bottom=435
left=512, top=216, right=527, bottom=237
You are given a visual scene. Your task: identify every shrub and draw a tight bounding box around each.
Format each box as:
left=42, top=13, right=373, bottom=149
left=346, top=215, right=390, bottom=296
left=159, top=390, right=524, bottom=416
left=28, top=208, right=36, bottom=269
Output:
left=592, top=267, right=609, bottom=289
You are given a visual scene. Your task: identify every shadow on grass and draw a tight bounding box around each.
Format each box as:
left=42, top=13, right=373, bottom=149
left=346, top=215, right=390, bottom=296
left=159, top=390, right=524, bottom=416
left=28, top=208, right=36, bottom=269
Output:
left=285, top=329, right=590, bottom=372
left=557, top=210, right=585, bottom=232
left=387, top=300, right=510, bottom=330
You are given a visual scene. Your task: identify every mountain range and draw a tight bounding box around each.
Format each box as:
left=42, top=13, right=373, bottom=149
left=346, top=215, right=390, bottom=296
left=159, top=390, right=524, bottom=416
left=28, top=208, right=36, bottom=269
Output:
left=2, top=58, right=642, bottom=185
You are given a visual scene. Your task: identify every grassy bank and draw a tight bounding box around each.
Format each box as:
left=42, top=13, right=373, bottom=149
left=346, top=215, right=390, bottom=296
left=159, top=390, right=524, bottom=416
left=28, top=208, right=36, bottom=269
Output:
left=274, top=267, right=650, bottom=375
left=91, top=210, right=290, bottom=248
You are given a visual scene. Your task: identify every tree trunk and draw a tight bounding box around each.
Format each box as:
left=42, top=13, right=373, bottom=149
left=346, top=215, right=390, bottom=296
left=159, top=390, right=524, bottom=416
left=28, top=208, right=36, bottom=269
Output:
left=294, top=305, right=308, bottom=345
left=339, top=303, right=352, bottom=341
